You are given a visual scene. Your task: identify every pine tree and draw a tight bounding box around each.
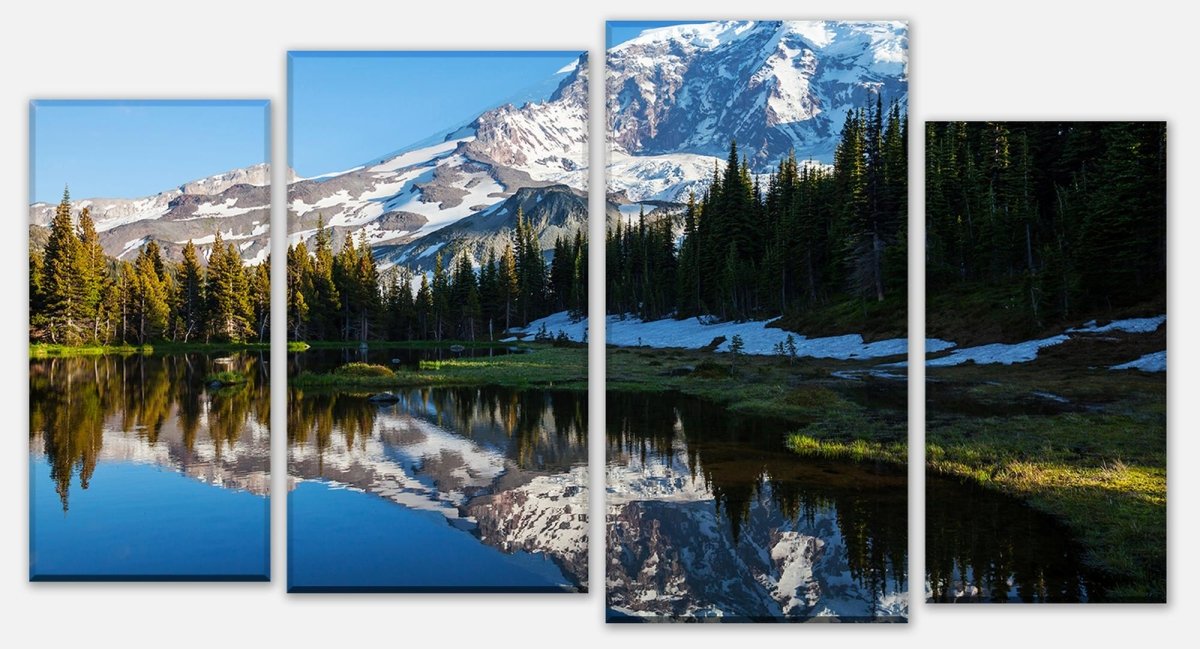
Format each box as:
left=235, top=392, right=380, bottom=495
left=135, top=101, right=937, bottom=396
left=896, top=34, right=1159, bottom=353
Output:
left=41, top=188, right=83, bottom=344
left=76, top=207, right=108, bottom=342
left=177, top=240, right=205, bottom=342
left=205, top=232, right=253, bottom=342
left=131, top=246, right=170, bottom=344
left=286, top=241, right=312, bottom=340
left=498, top=241, right=519, bottom=331
left=250, top=260, right=270, bottom=342
left=431, top=252, right=450, bottom=341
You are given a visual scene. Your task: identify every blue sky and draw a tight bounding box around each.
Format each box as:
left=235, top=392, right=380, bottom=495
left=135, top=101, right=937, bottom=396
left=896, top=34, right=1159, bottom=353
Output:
left=289, top=51, right=582, bottom=177
left=30, top=100, right=268, bottom=205
left=607, top=21, right=710, bottom=48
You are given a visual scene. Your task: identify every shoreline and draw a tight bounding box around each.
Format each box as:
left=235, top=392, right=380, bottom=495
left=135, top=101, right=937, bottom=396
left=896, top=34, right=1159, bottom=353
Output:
left=30, top=342, right=271, bottom=358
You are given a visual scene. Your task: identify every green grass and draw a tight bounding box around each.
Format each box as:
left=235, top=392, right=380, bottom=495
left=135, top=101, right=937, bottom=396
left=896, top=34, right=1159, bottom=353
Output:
left=291, top=344, right=587, bottom=391
left=787, top=433, right=906, bottom=464
left=30, top=341, right=270, bottom=357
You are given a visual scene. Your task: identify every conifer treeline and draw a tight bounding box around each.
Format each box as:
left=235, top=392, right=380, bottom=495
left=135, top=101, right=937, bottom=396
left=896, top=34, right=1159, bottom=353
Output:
left=926, top=122, right=1166, bottom=329
left=607, top=97, right=907, bottom=322
left=28, top=190, right=270, bottom=345
left=286, top=209, right=586, bottom=342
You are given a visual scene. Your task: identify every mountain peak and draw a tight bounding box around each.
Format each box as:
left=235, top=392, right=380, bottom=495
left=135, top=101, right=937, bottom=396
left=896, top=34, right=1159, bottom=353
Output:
left=607, top=20, right=908, bottom=170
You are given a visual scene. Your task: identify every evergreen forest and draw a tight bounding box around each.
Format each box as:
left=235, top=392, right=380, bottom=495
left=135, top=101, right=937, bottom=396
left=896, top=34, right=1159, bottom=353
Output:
left=926, top=121, right=1166, bottom=340
left=607, top=97, right=908, bottom=329
left=285, top=210, right=587, bottom=342
left=29, top=190, right=270, bottom=346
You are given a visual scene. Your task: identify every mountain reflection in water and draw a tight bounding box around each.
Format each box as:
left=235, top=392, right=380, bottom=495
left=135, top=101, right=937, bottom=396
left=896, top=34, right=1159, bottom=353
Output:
left=606, top=392, right=908, bottom=622
left=287, top=384, right=589, bottom=591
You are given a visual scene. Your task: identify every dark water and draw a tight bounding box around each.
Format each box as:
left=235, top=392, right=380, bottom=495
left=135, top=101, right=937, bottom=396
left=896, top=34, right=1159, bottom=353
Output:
left=605, top=391, right=908, bottom=622
left=286, top=373, right=588, bottom=592
left=28, top=353, right=270, bottom=580
left=926, top=475, right=1110, bottom=602
left=288, top=345, right=512, bottom=375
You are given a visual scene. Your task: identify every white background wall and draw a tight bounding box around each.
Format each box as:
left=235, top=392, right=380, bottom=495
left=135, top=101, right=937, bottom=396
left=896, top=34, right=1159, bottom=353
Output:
left=0, top=1, right=1192, bottom=646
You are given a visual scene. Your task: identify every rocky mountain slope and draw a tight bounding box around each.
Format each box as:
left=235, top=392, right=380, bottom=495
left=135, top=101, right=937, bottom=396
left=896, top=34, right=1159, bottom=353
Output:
left=29, top=163, right=278, bottom=265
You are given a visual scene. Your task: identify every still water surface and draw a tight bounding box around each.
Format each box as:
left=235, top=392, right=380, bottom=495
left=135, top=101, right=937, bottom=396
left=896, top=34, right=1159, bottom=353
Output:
left=29, top=353, right=270, bottom=580
left=926, top=475, right=1109, bottom=602
left=606, top=391, right=908, bottom=622
left=287, top=374, right=588, bottom=592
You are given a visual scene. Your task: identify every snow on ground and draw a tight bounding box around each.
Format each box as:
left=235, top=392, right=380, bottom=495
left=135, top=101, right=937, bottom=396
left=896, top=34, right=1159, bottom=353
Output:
left=1069, top=315, right=1166, bottom=334
left=513, top=311, right=920, bottom=360
left=925, top=315, right=1166, bottom=367
left=924, top=335, right=1070, bottom=368
left=1111, top=350, right=1166, bottom=372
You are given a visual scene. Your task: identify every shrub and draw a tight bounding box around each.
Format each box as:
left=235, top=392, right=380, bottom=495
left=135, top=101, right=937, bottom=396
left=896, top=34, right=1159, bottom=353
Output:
left=333, top=362, right=395, bottom=378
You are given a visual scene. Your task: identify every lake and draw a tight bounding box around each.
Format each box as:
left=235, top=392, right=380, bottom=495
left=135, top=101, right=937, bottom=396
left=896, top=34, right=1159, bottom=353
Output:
left=29, top=353, right=270, bottom=580
left=606, top=391, right=909, bottom=622
left=286, top=378, right=588, bottom=592
left=926, top=474, right=1110, bottom=602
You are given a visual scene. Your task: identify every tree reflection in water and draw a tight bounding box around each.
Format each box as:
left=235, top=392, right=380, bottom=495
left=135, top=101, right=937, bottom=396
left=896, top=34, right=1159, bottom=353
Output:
left=29, top=353, right=270, bottom=511
left=926, top=475, right=1109, bottom=603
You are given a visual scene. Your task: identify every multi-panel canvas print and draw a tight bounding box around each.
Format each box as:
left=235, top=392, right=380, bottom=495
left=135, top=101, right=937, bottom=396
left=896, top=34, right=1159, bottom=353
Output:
left=29, top=100, right=271, bottom=580
left=603, top=21, right=910, bottom=621
left=924, top=121, right=1166, bottom=603
left=286, top=51, right=589, bottom=592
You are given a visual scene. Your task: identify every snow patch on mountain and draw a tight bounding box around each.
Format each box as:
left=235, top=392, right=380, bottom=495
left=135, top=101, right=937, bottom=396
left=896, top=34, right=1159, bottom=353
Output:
left=607, top=151, right=721, bottom=202
left=1111, top=350, right=1166, bottom=372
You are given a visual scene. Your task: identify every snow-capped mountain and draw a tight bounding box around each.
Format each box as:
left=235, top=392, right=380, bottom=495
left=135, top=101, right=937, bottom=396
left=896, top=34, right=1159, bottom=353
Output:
left=29, top=163, right=278, bottom=265
left=607, top=20, right=908, bottom=203
left=288, top=53, right=590, bottom=272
